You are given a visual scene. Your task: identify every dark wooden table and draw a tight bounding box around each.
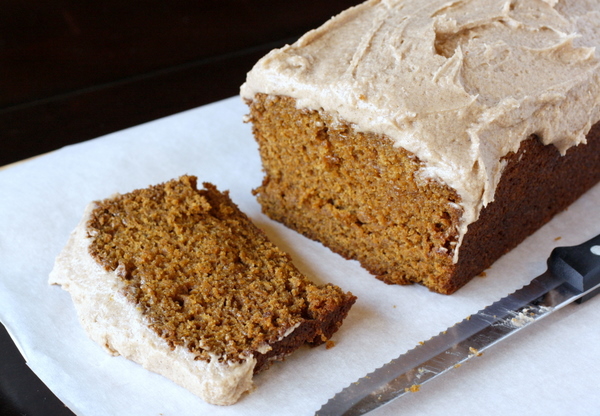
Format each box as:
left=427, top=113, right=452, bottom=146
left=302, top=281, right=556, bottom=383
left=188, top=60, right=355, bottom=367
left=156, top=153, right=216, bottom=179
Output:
left=0, top=1, right=360, bottom=414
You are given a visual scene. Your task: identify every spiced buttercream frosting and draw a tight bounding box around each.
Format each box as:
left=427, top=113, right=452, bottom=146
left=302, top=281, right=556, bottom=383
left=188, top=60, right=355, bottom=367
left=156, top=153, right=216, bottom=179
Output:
left=241, top=0, right=600, bottom=254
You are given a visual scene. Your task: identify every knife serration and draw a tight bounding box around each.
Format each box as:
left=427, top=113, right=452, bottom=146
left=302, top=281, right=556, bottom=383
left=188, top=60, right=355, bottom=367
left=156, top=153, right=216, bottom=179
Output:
left=317, top=234, right=600, bottom=416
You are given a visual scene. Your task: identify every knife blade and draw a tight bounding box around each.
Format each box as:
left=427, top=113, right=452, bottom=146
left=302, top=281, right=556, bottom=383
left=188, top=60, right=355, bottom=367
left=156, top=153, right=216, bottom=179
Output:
left=316, top=233, right=600, bottom=416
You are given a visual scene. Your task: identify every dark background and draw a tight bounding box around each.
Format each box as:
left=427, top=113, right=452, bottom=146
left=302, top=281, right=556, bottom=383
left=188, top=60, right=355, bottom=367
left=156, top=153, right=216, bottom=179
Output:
left=0, top=1, right=360, bottom=415
left=2, top=0, right=361, bottom=167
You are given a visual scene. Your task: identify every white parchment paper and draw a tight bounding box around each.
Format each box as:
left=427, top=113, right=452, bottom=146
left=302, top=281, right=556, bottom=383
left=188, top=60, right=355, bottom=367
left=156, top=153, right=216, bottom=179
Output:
left=0, top=96, right=599, bottom=416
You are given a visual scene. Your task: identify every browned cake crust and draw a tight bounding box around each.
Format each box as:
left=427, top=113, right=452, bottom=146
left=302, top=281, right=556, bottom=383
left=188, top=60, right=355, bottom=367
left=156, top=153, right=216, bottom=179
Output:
left=246, top=94, right=600, bottom=294
left=87, top=175, right=355, bottom=372
left=451, top=122, right=600, bottom=294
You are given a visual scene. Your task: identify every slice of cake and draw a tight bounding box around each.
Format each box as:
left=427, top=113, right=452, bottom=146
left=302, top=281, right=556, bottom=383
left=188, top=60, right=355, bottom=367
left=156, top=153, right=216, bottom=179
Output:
left=49, top=175, right=355, bottom=405
left=240, top=0, right=600, bottom=294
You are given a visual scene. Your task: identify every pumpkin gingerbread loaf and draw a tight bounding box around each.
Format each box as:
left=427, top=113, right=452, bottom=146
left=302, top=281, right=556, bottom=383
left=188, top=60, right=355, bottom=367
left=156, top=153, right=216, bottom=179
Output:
left=241, top=0, right=600, bottom=294
left=49, top=175, right=355, bottom=405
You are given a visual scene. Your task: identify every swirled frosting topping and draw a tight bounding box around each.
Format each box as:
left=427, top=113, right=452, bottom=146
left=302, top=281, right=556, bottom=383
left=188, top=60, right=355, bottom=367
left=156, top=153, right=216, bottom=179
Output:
left=241, top=0, right=600, bottom=247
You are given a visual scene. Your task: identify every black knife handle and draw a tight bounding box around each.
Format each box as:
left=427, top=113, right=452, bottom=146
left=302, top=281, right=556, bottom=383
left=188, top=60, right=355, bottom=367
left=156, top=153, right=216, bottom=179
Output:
left=548, top=233, right=600, bottom=303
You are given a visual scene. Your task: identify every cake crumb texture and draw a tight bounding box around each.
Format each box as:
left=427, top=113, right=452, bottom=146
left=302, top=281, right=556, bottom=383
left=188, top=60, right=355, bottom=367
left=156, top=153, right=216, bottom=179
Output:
left=249, top=94, right=463, bottom=293
left=247, top=94, right=600, bottom=294
left=87, top=175, right=355, bottom=369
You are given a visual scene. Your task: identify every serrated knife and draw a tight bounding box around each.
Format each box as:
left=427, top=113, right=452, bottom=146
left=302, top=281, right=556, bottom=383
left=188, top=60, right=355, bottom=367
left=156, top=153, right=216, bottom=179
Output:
left=317, top=233, right=600, bottom=416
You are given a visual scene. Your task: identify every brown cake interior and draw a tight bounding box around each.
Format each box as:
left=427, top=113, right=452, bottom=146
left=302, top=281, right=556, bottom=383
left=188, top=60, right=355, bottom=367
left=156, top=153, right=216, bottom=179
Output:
left=246, top=93, right=600, bottom=294
left=87, top=175, right=355, bottom=372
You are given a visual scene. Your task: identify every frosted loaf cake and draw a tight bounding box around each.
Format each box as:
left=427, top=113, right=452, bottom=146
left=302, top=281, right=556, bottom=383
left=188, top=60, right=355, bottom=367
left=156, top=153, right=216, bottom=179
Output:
left=241, top=0, right=600, bottom=294
left=49, top=176, right=355, bottom=405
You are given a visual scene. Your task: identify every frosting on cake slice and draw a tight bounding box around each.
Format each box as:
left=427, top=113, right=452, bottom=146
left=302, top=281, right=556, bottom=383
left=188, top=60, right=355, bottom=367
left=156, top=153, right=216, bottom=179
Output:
left=49, top=176, right=355, bottom=405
